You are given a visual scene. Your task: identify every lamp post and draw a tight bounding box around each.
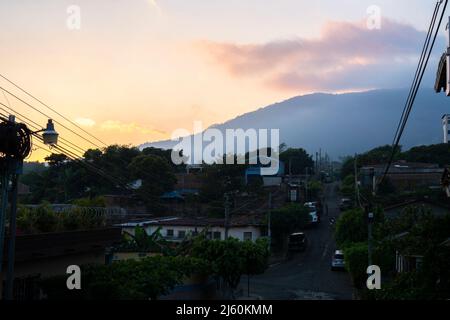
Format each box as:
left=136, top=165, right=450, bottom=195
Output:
left=0, top=115, right=58, bottom=300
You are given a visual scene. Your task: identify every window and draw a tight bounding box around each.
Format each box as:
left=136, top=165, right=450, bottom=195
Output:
left=243, top=232, right=253, bottom=241
left=206, top=232, right=212, bottom=240
left=166, top=229, right=174, bottom=237
left=213, top=231, right=221, bottom=240
left=178, top=230, right=186, bottom=239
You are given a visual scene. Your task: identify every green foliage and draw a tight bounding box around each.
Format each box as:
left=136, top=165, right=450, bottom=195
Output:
left=343, top=242, right=395, bottom=290
left=401, top=143, right=450, bottom=167
left=72, top=196, right=105, bottom=207
left=41, top=255, right=208, bottom=300
left=340, top=174, right=355, bottom=199
left=334, top=208, right=366, bottom=247
left=279, top=148, right=314, bottom=175
left=270, top=204, right=311, bottom=240
left=188, top=237, right=269, bottom=291
left=340, top=145, right=401, bottom=179
left=20, top=145, right=177, bottom=206
left=200, top=162, right=246, bottom=202
left=307, top=180, right=323, bottom=200
left=342, top=242, right=368, bottom=289
left=128, top=154, right=176, bottom=211
left=16, top=204, right=106, bottom=234
left=119, top=226, right=172, bottom=254
left=33, top=203, right=59, bottom=233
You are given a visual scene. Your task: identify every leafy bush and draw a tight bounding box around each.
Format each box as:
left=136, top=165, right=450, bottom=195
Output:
left=41, top=255, right=208, bottom=300
left=72, top=196, right=106, bottom=207
left=33, top=203, right=58, bottom=233
left=270, top=203, right=311, bottom=241
left=188, top=237, right=269, bottom=292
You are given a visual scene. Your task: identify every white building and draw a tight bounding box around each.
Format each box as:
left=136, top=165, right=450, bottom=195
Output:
left=442, top=114, right=450, bottom=143
left=118, top=216, right=264, bottom=242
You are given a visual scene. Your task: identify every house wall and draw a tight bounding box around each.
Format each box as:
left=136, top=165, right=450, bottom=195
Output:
left=123, top=225, right=263, bottom=242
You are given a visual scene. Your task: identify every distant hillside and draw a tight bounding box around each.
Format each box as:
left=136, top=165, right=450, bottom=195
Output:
left=141, top=88, right=450, bottom=159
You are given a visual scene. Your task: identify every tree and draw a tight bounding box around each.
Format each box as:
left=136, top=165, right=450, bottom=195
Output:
left=270, top=204, right=311, bottom=244
left=334, top=208, right=366, bottom=247
left=279, top=148, right=314, bottom=175
left=40, top=255, right=208, bottom=300
left=341, top=145, right=402, bottom=179
left=45, top=153, right=69, bottom=167
left=188, top=237, right=269, bottom=298
left=128, top=155, right=176, bottom=203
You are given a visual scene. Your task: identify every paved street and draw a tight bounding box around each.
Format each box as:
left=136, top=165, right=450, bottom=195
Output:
left=239, top=182, right=355, bottom=300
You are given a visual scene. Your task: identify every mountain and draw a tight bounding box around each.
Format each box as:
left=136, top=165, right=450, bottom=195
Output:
left=141, top=88, right=450, bottom=159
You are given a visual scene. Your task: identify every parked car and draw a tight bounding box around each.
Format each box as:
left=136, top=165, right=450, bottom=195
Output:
left=339, top=198, right=353, bottom=211
left=304, top=203, right=319, bottom=226
left=331, top=250, right=345, bottom=271
left=288, top=232, right=308, bottom=252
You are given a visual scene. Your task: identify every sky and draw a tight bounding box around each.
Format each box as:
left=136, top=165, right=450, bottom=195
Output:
left=0, top=0, right=447, bottom=161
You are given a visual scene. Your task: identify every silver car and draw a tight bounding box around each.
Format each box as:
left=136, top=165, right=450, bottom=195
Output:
left=331, top=250, right=345, bottom=271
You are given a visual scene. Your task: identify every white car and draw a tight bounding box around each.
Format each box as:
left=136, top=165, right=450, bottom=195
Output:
left=331, top=250, right=345, bottom=271
left=305, top=203, right=318, bottom=225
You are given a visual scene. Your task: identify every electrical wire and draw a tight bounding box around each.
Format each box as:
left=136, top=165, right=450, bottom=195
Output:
left=377, top=0, right=448, bottom=189
left=0, top=104, right=85, bottom=157
left=391, top=1, right=441, bottom=148
left=0, top=111, right=131, bottom=189
left=0, top=85, right=104, bottom=149
left=33, top=136, right=132, bottom=191
left=0, top=73, right=108, bottom=147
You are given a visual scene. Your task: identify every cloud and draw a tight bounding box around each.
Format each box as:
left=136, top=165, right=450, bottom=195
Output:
left=74, top=117, right=96, bottom=127
left=197, top=19, right=442, bottom=92
left=100, top=120, right=167, bottom=136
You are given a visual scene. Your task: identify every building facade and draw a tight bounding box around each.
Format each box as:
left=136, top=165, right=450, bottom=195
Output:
left=119, top=217, right=264, bottom=242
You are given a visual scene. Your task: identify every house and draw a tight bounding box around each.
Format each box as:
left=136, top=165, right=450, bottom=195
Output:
left=118, top=216, right=265, bottom=242
left=1, top=228, right=122, bottom=300
left=361, top=161, right=444, bottom=192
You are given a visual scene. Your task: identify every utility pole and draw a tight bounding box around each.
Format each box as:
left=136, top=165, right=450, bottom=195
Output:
left=0, top=168, right=9, bottom=297
left=305, top=167, right=309, bottom=202
left=366, top=206, right=374, bottom=266
left=5, top=171, right=19, bottom=300
left=0, top=114, right=58, bottom=300
left=354, top=154, right=361, bottom=207
left=267, top=192, right=272, bottom=250
left=289, top=158, right=292, bottom=184
left=224, top=192, right=230, bottom=240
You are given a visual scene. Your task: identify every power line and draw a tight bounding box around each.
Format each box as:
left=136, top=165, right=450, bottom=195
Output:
left=0, top=111, right=131, bottom=189
left=33, top=136, right=132, bottom=191
left=391, top=1, right=441, bottom=148
left=0, top=73, right=108, bottom=147
left=0, top=103, right=86, bottom=156
left=0, top=85, right=104, bottom=149
left=378, top=0, right=448, bottom=189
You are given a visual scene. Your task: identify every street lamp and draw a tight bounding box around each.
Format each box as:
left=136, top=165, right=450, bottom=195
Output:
left=0, top=115, right=58, bottom=300
left=33, top=119, right=59, bottom=145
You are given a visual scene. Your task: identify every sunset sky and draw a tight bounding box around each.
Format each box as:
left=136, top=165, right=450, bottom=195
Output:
left=0, top=0, right=444, bottom=160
